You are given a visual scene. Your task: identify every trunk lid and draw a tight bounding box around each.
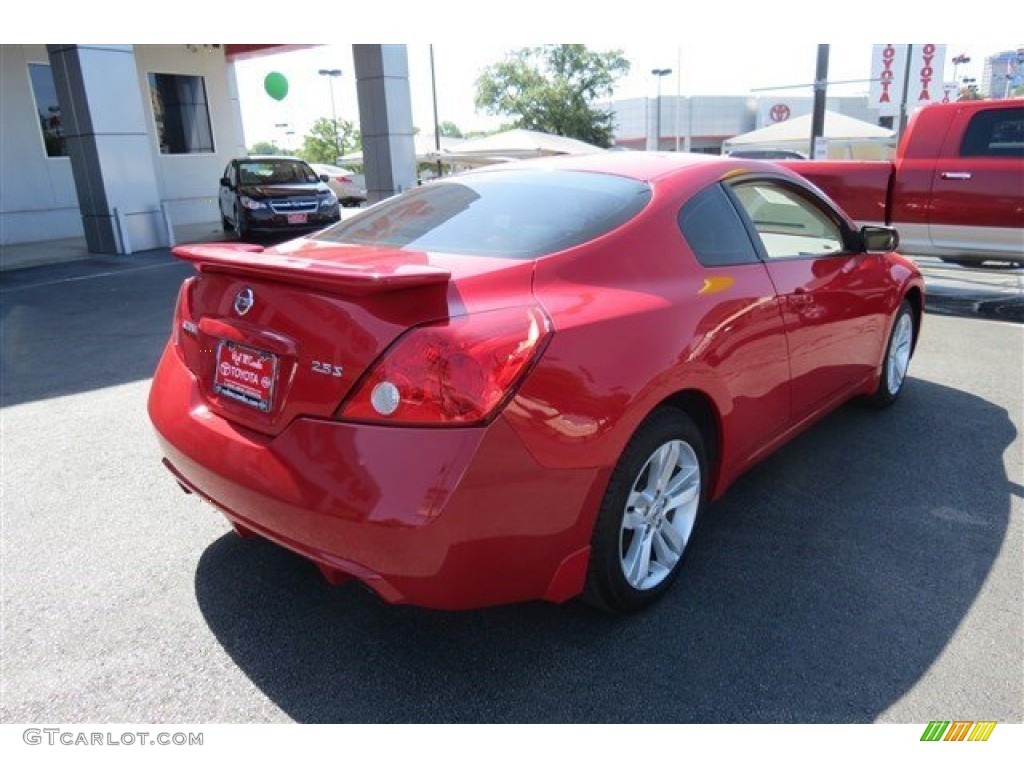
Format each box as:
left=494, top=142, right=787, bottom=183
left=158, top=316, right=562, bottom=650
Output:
left=171, top=239, right=534, bottom=435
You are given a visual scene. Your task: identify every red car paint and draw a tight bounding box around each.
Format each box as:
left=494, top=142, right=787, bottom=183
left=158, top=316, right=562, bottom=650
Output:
left=148, top=153, right=924, bottom=609
left=781, top=99, right=1024, bottom=264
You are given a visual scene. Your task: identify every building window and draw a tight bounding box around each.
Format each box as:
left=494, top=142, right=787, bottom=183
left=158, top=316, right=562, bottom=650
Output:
left=147, top=73, right=214, bottom=154
left=28, top=63, right=67, bottom=158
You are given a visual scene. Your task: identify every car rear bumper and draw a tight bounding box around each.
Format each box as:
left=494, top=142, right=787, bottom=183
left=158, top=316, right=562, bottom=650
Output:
left=148, top=343, right=602, bottom=609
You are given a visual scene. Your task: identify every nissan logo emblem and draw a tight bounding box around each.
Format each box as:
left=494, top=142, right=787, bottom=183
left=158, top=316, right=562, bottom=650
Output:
left=234, top=287, right=254, bottom=316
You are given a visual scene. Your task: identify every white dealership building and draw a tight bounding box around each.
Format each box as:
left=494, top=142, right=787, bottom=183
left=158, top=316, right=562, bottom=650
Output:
left=0, top=44, right=416, bottom=262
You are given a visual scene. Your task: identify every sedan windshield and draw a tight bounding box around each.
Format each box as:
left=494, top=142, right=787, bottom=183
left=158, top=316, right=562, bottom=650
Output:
left=239, top=159, right=319, bottom=185
left=314, top=169, right=652, bottom=259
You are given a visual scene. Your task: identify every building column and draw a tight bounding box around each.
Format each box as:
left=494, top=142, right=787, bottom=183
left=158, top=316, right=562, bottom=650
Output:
left=46, top=45, right=167, bottom=254
left=353, top=45, right=416, bottom=203
left=226, top=59, right=248, bottom=157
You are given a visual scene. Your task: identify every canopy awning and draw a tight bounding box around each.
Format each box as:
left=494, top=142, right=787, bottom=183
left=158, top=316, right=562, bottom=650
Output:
left=723, top=110, right=896, bottom=160
left=440, top=128, right=606, bottom=166
left=339, top=133, right=468, bottom=165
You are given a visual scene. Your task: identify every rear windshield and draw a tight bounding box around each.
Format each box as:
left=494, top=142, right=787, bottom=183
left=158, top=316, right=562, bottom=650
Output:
left=314, top=169, right=652, bottom=259
left=239, top=159, right=319, bottom=185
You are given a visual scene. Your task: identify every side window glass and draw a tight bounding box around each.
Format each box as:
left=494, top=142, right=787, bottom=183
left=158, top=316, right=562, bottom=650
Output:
left=730, top=182, right=845, bottom=259
left=677, top=184, right=760, bottom=267
left=960, top=108, right=1024, bottom=158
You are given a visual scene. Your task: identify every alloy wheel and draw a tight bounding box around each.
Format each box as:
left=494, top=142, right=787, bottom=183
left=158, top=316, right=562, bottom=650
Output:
left=886, top=313, right=913, bottom=396
left=619, top=439, right=701, bottom=591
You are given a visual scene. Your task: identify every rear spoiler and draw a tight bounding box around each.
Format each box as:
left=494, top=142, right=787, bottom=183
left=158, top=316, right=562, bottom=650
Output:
left=172, top=243, right=451, bottom=296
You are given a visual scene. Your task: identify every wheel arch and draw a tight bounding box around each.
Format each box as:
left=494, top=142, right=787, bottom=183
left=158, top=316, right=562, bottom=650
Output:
left=903, top=285, right=923, bottom=355
left=655, top=388, right=724, bottom=499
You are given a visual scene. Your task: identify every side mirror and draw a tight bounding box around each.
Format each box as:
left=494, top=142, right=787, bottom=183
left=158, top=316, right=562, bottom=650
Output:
left=861, top=225, right=899, bottom=253
left=220, top=177, right=231, bottom=188
left=319, top=174, right=330, bottom=183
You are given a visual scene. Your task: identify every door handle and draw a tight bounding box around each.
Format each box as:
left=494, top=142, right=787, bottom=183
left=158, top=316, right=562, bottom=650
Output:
left=940, top=171, right=972, bottom=180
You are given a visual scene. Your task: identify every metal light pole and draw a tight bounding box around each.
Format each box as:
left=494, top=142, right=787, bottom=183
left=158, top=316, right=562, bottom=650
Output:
left=274, top=122, right=293, bottom=152
left=951, top=53, right=970, bottom=85
left=674, top=47, right=682, bottom=152
left=651, top=68, right=672, bottom=151
left=317, top=68, right=343, bottom=163
left=810, top=45, right=829, bottom=159
left=897, top=45, right=914, bottom=142
left=430, top=45, right=443, bottom=179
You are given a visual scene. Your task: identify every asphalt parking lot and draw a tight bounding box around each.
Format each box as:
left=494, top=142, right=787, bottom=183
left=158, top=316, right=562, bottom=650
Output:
left=1, top=252, right=1021, bottom=723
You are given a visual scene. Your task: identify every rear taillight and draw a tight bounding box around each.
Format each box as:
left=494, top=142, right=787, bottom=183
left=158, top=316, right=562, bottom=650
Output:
left=338, top=306, right=552, bottom=426
left=171, top=277, right=197, bottom=347
left=335, top=175, right=352, bottom=183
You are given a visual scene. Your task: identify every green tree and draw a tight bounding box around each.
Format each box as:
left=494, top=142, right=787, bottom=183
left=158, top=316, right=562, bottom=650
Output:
left=474, top=45, right=630, bottom=148
left=249, top=140, right=285, bottom=155
left=438, top=120, right=463, bottom=138
left=297, top=117, right=360, bottom=165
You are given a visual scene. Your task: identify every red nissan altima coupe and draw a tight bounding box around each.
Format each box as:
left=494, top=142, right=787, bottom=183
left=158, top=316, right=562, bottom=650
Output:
left=148, top=153, right=924, bottom=612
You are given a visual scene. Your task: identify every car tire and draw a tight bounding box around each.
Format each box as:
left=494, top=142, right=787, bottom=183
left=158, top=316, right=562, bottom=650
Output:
left=866, top=299, right=914, bottom=408
left=583, top=407, right=708, bottom=613
left=221, top=215, right=231, bottom=233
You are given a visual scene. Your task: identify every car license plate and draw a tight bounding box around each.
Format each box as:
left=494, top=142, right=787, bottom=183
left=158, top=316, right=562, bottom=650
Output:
left=287, top=213, right=307, bottom=224
left=213, top=341, right=277, bottom=412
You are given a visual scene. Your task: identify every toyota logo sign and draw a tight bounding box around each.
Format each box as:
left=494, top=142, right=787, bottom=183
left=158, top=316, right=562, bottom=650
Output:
left=770, top=104, right=791, bottom=122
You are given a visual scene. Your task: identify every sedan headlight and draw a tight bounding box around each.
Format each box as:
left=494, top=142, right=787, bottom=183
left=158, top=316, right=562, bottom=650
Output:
left=239, top=196, right=266, bottom=210
left=319, top=191, right=338, bottom=208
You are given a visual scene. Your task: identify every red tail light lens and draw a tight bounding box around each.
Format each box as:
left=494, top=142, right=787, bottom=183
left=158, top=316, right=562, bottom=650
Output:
left=171, top=277, right=197, bottom=347
left=338, top=306, right=552, bottom=426
left=336, top=175, right=353, bottom=183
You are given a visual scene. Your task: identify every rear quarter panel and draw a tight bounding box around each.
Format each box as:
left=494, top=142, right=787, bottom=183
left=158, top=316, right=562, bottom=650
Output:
left=510, top=168, right=793, bottom=505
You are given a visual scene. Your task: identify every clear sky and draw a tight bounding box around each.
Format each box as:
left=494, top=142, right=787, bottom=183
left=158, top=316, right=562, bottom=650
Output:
left=233, top=41, right=1019, bottom=148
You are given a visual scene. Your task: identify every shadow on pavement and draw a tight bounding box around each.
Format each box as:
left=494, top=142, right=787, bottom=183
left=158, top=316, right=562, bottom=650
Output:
left=194, top=378, right=1016, bottom=722
left=0, top=235, right=295, bottom=408
left=1, top=250, right=192, bottom=408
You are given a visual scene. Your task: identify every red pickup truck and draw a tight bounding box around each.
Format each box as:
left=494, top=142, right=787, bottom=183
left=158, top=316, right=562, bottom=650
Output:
left=782, top=99, right=1023, bottom=266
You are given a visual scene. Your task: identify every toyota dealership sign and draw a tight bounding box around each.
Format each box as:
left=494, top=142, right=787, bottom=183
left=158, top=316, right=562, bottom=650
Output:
left=869, top=44, right=947, bottom=117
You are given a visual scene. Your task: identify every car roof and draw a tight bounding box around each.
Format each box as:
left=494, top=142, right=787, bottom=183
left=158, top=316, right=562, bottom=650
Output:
left=463, top=151, right=780, bottom=184
left=240, top=155, right=306, bottom=162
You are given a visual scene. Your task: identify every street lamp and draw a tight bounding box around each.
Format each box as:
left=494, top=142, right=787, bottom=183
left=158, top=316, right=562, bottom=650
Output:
left=651, top=68, right=672, bottom=151
left=317, top=68, right=343, bottom=163
left=951, top=53, right=970, bottom=84
left=274, top=122, right=294, bottom=152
